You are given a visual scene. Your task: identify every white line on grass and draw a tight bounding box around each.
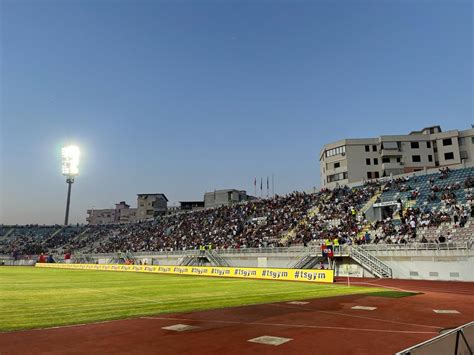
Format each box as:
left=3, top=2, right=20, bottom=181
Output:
left=346, top=281, right=474, bottom=296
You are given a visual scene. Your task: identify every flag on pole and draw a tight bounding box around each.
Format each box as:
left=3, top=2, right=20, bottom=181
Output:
left=266, top=176, right=269, bottom=197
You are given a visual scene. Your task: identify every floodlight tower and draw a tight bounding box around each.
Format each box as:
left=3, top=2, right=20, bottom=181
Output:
left=61, top=145, right=80, bottom=225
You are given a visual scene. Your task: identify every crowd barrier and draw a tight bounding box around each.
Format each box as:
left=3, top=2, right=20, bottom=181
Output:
left=396, top=321, right=473, bottom=355
left=35, top=263, right=334, bottom=283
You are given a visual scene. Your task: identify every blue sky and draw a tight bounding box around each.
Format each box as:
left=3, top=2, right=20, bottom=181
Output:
left=1, top=0, right=472, bottom=224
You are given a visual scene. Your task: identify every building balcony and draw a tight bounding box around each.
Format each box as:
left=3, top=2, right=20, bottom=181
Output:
left=382, top=161, right=403, bottom=170
left=380, top=149, right=402, bottom=156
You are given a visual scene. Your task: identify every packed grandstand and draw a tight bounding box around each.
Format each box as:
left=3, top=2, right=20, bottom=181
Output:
left=1, top=166, right=473, bottom=258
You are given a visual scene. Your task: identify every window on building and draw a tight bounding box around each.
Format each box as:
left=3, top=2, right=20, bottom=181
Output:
left=459, top=137, right=465, bottom=146
left=428, top=155, right=433, bottom=162
left=374, top=171, right=380, bottom=178
left=442, top=138, right=452, bottom=146
left=334, top=162, right=340, bottom=169
left=382, top=157, right=390, bottom=163
left=325, top=145, right=346, bottom=158
left=366, top=158, right=371, bottom=165
left=365, top=145, right=370, bottom=152
left=426, top=141, right=431, bottom=148
left=460, top=151, right=468, bottom=160
left=373, top=158, right=378, bottom=165
left=367, top=172, right=372, bottom=179
left=412, top=155, right=421, bottom=163
left=444, top=152, right=454, bottom=160
left=472, top=137, right=474, bottom=144
left=396, top=157, right=401, bottom=163
left=410, top=142, right=419, bottom=149
left=372, top=145, right=377, bottom=152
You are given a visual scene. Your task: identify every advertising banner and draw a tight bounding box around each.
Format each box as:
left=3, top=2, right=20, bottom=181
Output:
left=36, top=263, right=334, bottom=283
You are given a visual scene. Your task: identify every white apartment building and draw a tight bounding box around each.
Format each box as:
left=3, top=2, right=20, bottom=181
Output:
left=320, top=125, right=474, bottom=188
left=86, top=201, right=137, bottom=225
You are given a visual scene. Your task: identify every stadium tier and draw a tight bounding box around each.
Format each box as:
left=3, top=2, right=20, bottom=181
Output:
left=1, top=167, right=473, bottom=257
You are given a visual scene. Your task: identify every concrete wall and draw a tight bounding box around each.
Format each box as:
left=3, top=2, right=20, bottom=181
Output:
left=370, top=249, right=474, bottom=281
left=113, top=249, right=474, bottom=282
left=10, top=248, right=474, bottom=282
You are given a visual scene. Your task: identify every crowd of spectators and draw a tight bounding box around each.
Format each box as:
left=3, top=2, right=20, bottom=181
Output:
left=1, top=192, right=322, bottom=256
left=288, top=184, right=380, bottom=246
left=362, top=167, right=473, bottom=244
left=1, top=168, right=472, bottom=257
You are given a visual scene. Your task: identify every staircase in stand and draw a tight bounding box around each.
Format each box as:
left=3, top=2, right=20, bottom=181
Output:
left=177, top=251, right=229, bottom=267
left=350, top=246, right=392, bottom=278
left=358, top=189, right=382, bottom=218
left=177, top=255, right=198, bottom=266
left=206, top=251, right=230, bottom=267
left=288, top=251, right=323, bottom=269
left=280, top=205, right=320, bottom=246
left=73, top=252, right=95, bottom=264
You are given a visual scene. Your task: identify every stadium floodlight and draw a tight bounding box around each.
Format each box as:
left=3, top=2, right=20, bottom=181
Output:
left=62, top=145, right=80, bottom=176
left=61, top=145, right=80, bottom=225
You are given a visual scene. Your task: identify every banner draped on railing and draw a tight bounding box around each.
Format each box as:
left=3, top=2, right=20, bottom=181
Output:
left=36, top=263, right=334, bottom=283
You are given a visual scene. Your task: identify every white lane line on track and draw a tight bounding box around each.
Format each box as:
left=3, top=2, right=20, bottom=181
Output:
left=140, top=316, right=439, bottom=335
left=269, top=303, right=443, bottom=330
left=0, top=319, right=119, bottom=334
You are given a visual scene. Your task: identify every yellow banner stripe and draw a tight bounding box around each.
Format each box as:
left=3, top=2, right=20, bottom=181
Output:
left=36, top=263, right=334, bottom=283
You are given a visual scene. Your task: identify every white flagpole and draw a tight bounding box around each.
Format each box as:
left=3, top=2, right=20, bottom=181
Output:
left=272, top=174, right=274, bottom=197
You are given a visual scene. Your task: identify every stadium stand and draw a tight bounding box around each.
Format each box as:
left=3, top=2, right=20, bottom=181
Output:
left=0, top=167, right=472, bottom=258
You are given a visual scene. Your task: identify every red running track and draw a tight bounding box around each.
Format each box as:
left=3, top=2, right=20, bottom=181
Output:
left=1, top=278, right=473, bottom=355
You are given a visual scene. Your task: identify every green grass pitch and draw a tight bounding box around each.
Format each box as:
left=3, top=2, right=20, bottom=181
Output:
left=1, top=266, right=388, bottom=332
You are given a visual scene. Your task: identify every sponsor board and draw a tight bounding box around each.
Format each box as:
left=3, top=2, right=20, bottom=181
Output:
left=36, top=263, right=334, bottom=283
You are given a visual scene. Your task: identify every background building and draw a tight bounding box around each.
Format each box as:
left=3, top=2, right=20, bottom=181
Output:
left=204, top=189, right=254, bottom=208
left=179, top=201, right=205, bottom=211
left=320, top=125, right=474, bottom=188
left=114, top=201, right=137, bottom=223
left=136, top=193, right=168, bottom=219
left=86, top=201, right=137, bottom=225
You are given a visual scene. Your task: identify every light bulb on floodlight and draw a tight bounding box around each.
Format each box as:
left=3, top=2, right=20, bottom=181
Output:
left=61, top=145, right=80, bottom=176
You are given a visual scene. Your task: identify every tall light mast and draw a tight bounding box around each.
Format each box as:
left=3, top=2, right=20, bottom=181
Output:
left=61, top=145, right=80, bottom=225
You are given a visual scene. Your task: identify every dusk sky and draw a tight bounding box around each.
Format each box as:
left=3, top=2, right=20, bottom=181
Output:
left=1, top=0, right=472, bottom=225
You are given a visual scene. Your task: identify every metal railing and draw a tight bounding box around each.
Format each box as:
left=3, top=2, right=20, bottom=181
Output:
left=396, top=321, right=473, bottom=355
left=360, top=241, right=472, bottom=252
left=206, top=250, right=230, bottom=267
left=288, top=253, right=312, bottom=268
left=216, top=246, right=316, bottom=255
left=350, top=246, right=392, bottom=278
left=7, top=238, right=471, bottom=264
